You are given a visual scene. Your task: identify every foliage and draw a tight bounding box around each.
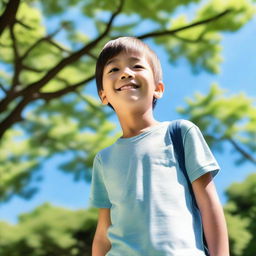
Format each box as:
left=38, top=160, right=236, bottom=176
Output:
left=0, top=203, right=98, bottom=256
left=224, top=173, right=256, bottom=256
left=177, top=83, right=256, bottom=165
left=0, top=95, right=120, bottom=201
left=0, top=0, right=255, bottom=204
left=1, top=0, right=256, bottom=254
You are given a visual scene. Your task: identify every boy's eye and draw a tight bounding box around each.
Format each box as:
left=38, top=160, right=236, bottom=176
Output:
left=134, top=64, right=144, bottom=69
left=109, top=67, right=119, bottom=73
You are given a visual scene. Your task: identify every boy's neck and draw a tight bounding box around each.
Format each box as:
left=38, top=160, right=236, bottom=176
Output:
left=116, top=108, right=160, bottom=138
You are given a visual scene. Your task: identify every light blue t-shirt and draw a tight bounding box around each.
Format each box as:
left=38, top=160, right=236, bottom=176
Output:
left=89, top=120, right=220, bottom=256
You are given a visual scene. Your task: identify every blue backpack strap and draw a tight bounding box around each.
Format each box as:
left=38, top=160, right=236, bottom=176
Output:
left=168, top=119, right=210, bottom=256
left=168, top=120, right=194, bottom=196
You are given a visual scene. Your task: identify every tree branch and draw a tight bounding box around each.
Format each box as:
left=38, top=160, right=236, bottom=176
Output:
left=9, top=24, right=19, bottom=60
left=0, top=83, right=8, bottom=94
left=0, top=0, right=21, bottom=36
left=22, top=64, right=47, bottom=73
left=15, top=19, right=34, bottom=30
left=55, top=76, right=70, bottom=86
left=9, top=23, right=22, bottom=88
left=137, top=9, right=233, bottom=39
left=47, top=39, right=72, bottom=53
left=228, top=138, right=256, bottom=165
left=20, top=27, right=63, bottom=61
left=19, top=0, right=124, bottom=100
left=0, top=98, right=27, bottom=139
left=0, top=0, right=123, bottom=116
left=171, top=28, right=208, bottom=43
left=39, top=74, right=95, bottom=101
left=87, top=52, right=97, bottom=60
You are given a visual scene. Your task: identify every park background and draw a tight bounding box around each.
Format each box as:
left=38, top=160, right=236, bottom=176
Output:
left=0, top=0, right=256, bottom=255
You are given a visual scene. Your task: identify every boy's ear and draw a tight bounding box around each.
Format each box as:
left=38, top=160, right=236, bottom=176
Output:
left=99, top=89, right=109, bottom=105
left=153, top=81, right=164, bottom=99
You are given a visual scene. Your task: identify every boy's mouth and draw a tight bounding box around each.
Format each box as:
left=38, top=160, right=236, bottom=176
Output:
left=116, top=83, right=140, bottom=91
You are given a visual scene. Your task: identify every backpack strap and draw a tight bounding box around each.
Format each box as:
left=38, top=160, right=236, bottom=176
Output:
left=168, top=120, right=194, bottom=196
left=168, top=120, right=210, bottom=256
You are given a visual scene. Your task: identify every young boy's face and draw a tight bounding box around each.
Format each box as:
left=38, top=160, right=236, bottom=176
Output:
left=99, top=50, right=164, bottom=112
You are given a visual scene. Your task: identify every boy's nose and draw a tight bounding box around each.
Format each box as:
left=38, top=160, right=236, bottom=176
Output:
left=121, top=74, right=132, bottom=80
left=121, top=69, right=134, bottom=80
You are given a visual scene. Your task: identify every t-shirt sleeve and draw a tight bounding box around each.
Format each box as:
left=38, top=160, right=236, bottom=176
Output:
left=89, top=153, right=112, bottom=208
left=181, top=120, right=220, bottom=183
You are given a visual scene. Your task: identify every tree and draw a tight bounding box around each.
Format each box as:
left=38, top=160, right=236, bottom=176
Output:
left=0, top=203, right=98, bottom=256
left=224, top=173, right=256, bottom=256
left=177, top=84, right=256, bottom=165
left=0, top=0, right=255, bottom=202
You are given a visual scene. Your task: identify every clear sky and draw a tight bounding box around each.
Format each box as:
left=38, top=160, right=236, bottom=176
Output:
left=0, top=11, right=255, bottom=224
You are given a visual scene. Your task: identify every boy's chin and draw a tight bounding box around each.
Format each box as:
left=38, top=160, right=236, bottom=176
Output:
left=117, top=99, right=154, bottom=112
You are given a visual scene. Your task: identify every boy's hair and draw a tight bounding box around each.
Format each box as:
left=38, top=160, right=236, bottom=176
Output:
left=95, top=37, right=163, bottom=110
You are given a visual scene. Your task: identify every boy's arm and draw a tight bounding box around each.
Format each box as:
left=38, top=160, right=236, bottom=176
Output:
left=92, top=208, right=112, bottom=256
left=192, top=173, right=230, bottom=256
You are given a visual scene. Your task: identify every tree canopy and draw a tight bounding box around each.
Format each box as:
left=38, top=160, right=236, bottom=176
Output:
left=177, top=84, right=256, bottom=165
left=0, top=0, right=255, bottom=202
left=224, top=173, right=256, bottom=256
left=0, top=203, right=97, bottom=256
left=1, top=0, right=256, bottom=255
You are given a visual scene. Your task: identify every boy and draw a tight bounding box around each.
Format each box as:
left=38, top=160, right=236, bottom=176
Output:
left=89, top=37, right=229, bottom=256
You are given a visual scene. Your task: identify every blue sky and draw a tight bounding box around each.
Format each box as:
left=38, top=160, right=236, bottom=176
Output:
left=0, top=10, right=255, bottom=224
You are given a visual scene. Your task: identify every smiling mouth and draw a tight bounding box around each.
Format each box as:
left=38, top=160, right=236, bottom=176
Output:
left=116, top=84, right=140, bottom=91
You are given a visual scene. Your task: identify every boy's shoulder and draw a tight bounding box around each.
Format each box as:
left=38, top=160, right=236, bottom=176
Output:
left=94, top=139, right=120, bottom=162
left=94, top=145, right=112, bottom=159
left=170, top=119, right=198, bottom=132
left=173, top=119, right=202, bottom=140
